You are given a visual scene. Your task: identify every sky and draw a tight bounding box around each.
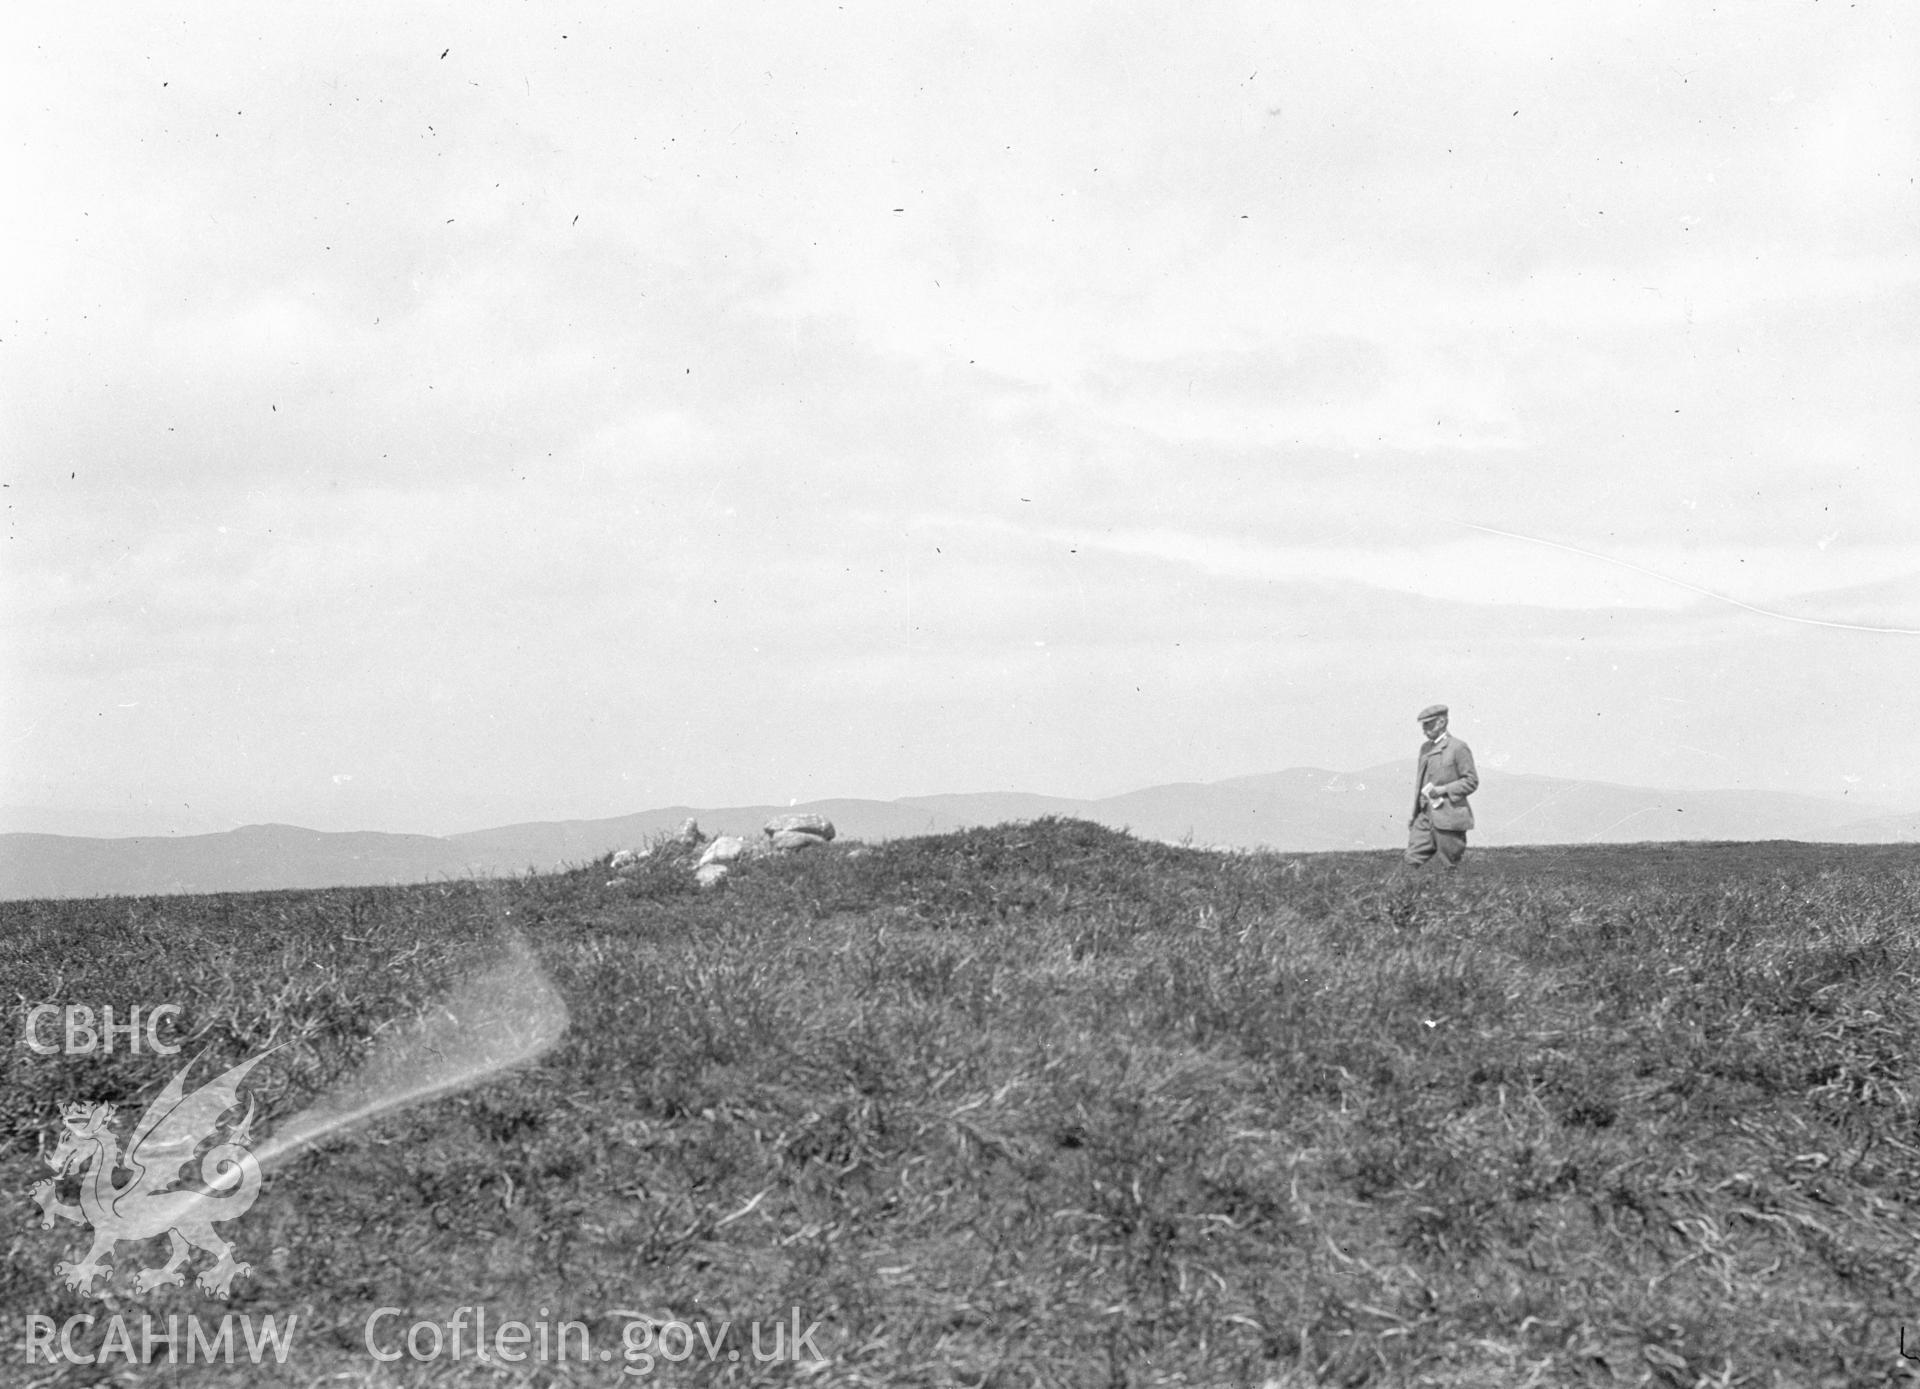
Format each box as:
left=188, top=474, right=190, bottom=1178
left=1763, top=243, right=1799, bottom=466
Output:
left=3, top=1, right=1916, bottom=837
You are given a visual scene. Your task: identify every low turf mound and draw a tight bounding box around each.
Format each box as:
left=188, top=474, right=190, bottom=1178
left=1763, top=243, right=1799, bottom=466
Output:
left=5, top=822, right=1919, bottom=1384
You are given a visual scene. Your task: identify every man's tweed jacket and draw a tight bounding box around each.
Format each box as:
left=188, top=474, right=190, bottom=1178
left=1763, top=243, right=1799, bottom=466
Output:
left=1412, top=736, right=1479, bottom=832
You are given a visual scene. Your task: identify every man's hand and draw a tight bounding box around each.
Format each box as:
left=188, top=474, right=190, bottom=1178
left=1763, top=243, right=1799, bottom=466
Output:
left=1422, top=782, right=1447, bottom=806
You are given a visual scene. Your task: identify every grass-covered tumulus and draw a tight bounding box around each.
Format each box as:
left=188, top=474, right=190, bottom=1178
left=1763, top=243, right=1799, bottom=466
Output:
left=5, top=820, right=1920, bottom=1386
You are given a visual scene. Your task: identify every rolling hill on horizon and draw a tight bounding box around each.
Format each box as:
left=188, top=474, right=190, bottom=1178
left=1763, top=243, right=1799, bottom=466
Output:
left=1, top=765, right=1912, bottom=900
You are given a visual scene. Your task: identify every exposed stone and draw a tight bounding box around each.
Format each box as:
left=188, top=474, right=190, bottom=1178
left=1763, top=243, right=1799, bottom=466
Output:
left=694, top=863, right=729, bottom=888
left=764, top=814, right=835, bottom=841
left=699, top=835, right=748, bottom=866
left=769, top=829, right=831, bottom=852
left=609, top=848, right=642, bottom=870
left=676, top=817, right=705, bottom=845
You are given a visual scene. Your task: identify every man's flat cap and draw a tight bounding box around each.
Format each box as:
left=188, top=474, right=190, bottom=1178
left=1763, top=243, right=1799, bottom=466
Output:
left=1417, top=703, right=1448, bottom=722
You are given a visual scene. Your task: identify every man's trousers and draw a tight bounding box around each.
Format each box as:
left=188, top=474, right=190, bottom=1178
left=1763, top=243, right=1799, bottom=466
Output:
left=1406, top=812, right=1467, bottom=868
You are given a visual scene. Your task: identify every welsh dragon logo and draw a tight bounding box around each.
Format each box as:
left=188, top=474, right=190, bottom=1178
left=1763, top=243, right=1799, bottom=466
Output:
left=30, top=1049, right=272, bottom=1299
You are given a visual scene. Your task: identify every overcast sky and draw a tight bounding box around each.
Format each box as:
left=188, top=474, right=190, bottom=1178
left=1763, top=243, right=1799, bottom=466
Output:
left=4, top=2, right=1915, bottom=837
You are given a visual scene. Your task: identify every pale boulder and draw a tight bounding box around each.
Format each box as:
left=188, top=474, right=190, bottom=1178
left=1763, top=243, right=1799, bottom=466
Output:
left=699, top=835, right=748, bottom=866
left=769, top=829, right=831, bottom=852
left=764, top=814, right=835, bottom=841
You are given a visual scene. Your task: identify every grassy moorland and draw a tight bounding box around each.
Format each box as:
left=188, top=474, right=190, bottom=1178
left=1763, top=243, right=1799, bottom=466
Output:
left=5, top=821, right=1920, bottom=1387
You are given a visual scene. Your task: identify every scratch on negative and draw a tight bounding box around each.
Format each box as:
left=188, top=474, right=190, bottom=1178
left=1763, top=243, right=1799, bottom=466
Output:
left=1462, top=522, right=1920, bottom=636
left=1587, top=805, right=1673, bottom=841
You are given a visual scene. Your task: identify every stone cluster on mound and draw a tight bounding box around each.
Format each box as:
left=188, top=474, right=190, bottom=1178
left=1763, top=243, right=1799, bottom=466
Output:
left=604, top=814, right=837, bottom=889
left=764, top=813, right=835, bottom=852
left=605, top=818, right=703, bottom=877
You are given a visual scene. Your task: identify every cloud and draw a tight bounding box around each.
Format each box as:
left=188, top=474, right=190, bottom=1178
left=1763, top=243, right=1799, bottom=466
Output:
left=932, top=514, right=1920, bottom=615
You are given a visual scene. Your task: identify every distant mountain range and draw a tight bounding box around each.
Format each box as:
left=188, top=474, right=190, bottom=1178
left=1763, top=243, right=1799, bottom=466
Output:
left=2, top=765, right=1914, bottom=900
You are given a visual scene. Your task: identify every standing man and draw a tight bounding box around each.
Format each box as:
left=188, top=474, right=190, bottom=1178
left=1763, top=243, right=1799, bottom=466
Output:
left=1407, top=704, right=1478, bottom=869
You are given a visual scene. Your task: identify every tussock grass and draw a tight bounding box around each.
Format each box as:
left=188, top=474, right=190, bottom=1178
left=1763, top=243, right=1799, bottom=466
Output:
left=5, top=825, right=1920, bottom=1385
